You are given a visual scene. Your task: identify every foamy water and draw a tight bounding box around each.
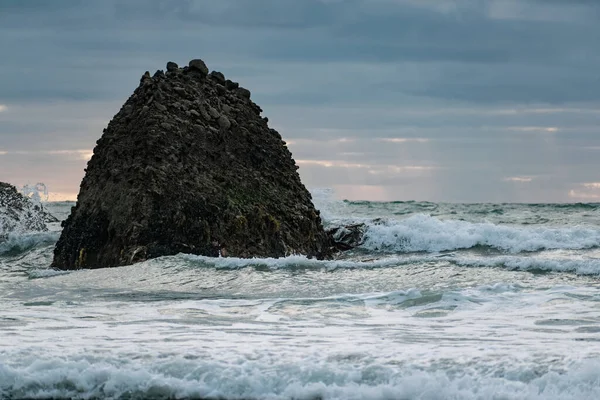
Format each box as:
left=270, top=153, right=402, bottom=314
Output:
left=2, top=193, right=600, bottom=399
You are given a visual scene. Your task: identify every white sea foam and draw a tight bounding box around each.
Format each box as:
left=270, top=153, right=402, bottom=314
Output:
left=360, top=214, right=600, bottom=253
left=264, top=288, right=424, bottom=306
left=2, top=357, right=600, bottom=400
left=180, top=253, right=428, bottom=271
left=3, top=261, right=600, bottom=400
left=27, top=268, right=71, bottom=279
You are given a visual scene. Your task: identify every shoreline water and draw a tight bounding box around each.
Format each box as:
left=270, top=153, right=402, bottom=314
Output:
left=2, top=197, right=600, bottom=399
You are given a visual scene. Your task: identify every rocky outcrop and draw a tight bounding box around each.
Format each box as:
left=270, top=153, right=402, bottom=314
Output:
left=51, top=59, right=331, bottom=270
left=0, top=182, right=54, bottom=237
left=327, top=223, right=367, bottom=251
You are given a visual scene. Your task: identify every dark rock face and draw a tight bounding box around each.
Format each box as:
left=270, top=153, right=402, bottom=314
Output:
left=0, top=182, right=54, bottom=237
left=166, top=61, right=179, bottom=72
left=209, top=71, right=225, bottom=84
left=51, top=59, right=331, bottom=270
left=188, top=59, right=209, bottom=76
left=327, top=224, right=366, bottom=251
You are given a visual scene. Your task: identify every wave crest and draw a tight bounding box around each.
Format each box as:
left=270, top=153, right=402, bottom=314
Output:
left=360, top=214, right=600, bottom=253
left=2, top=357, right=600, bottom=400
left=0, top=232, right=60, bottom=256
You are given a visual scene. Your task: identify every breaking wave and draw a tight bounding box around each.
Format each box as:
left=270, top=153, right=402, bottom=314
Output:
left=0, top=231, right=60, bottom=256
left=2, top=357, right=600, bottom=400
left=358, top=214, right=600, bottom=254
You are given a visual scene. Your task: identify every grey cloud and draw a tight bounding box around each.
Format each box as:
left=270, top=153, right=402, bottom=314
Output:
left=406, top=70, right=600, bottom=104
left=0, top=0, right=84, bottom=13
left=1, top=0, right=600, bottom=201
left=113, top=0, right=337, bottom=29
left=2, top=0, right=600, bottom=105
left=0, top=102, right=117, bottom=152
left=528, top=0, right=600, bottom=6
left=0, top=0, right=337, bottom=30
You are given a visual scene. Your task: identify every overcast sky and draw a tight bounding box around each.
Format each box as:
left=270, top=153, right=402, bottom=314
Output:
left=1, top=0, right=600, bottom=202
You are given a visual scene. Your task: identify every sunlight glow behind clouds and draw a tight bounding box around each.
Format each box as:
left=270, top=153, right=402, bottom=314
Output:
left=47, top=192, right=79, bottom=201
left=47, top=150, right=94, bottom=161
left=0, top=105, right=7, bottom=112
left=569, top=190, right=600, bottom=200
left=568, top=182, right=600, bottom=201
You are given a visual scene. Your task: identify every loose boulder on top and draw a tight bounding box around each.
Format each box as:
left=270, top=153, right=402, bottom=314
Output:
left=51, top=59, right=331, bottom=270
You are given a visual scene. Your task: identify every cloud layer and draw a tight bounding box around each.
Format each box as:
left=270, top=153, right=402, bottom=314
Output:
left=1, top=0, right=599, bottom=201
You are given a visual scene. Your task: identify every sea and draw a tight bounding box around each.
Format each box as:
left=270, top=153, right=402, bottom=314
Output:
left=3, top=189, right=600, bottom=399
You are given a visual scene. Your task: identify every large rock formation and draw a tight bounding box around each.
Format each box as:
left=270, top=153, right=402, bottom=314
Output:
left=52, top=59, right=331, bottom=270
left=0, top=182, right=54, bottom=237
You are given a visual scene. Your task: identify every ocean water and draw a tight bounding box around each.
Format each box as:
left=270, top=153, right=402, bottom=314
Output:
left=3, top=190, right=600, bottom=399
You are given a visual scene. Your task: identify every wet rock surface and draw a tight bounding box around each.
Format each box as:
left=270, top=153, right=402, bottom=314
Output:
left=0, top=182, right=55, bottom=237
left=327, top=223, right=367, bottom=251
left=52, top=59, right=332, bottom=270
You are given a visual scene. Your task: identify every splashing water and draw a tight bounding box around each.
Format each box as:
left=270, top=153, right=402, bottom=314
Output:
left=20, top=182, right=50, bottom=203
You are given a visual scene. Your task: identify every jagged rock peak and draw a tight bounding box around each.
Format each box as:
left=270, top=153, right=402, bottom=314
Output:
left=52, top=58, right=332, bottom=270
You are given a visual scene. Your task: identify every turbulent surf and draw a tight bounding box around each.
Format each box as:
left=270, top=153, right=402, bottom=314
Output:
left=2, top=191, right=600, bottom=399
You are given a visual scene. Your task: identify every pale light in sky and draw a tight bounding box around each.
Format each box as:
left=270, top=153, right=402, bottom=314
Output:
left=377, top=138, right=431, bottom=143
left=0, top=150, right=93, bottom=161
left=506, top=127, right=559, bottom=133
left=504, top=177, right=534, bottom=183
